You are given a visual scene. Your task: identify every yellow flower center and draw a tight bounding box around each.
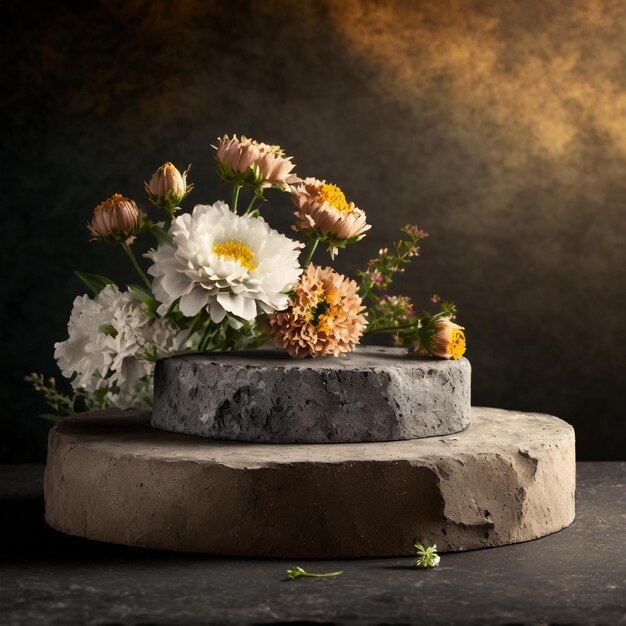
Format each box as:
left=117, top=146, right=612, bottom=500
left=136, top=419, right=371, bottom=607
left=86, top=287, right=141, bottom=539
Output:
left=95, top=193, right=125, bottom=213
left=316, top=183, right=352, bottom=213
left=449, top=329, right=466, bottom=360
left=309, top=295, right=341, bottom=334
left=213, top=239, right=257, bottom=271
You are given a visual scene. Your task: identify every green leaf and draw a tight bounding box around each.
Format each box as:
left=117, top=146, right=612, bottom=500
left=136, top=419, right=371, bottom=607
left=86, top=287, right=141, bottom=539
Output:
left=39, top=413, right=62, bottom=422
left=75, top=271, right=116, bottom=296
left=128, top=284, right=159, bottom=315
left=99, top=323, right=118, bottom=338
left=150, top=223, right=173, bottom=245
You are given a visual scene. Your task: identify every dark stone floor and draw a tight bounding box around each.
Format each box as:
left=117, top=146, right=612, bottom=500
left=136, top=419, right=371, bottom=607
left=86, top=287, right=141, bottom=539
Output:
left=1, top=463, right=625, bottom=626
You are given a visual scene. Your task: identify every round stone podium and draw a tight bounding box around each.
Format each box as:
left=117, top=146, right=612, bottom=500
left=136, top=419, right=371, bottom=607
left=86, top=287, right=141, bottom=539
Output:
left=152, top=347, right=471, bottom=443
left=44, top=407, right=575, bottom=558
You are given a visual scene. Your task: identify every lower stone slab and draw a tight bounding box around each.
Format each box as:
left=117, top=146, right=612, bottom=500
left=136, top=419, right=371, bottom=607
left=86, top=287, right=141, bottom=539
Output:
left=44, top=407, right=575, bottom=558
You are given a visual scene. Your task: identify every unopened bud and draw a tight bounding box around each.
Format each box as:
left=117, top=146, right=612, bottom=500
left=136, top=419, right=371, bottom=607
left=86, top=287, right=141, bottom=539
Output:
left=88, top=194, right=140, bottom=244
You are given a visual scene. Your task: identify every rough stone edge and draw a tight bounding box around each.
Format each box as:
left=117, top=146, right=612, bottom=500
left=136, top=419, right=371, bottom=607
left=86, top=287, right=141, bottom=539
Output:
left=44, top=408, right=576, bottom=558
left=151, top=354, right=472, bottom=444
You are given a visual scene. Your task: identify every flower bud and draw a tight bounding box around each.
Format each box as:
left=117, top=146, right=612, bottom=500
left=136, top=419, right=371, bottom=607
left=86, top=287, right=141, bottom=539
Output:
left=145, top=163, right=191, bottom=216
left=88, top=194, right=141, bottom=244
left=146, top=162, right=187, bottom=199
left=213, top=134, right=299, bottom=190
left=410, top=315, right=466, bottom=360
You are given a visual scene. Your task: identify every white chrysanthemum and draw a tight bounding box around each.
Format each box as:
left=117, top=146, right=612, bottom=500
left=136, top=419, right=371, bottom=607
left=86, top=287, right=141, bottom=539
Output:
left=148, top=202, right=303, bottom=324
left=54, top=285, right=183, bottom=408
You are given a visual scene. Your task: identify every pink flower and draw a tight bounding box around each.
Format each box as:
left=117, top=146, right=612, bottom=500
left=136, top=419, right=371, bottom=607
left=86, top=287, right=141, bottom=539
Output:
left=412, top=316, right=466, bottom=360
left=405, top=225, right=428, bottom=238
left=214, top=134, right=299, bottom=190
left=429, top=317, right=466, bottom=359
left=291, top=177, right=371, bottom=257
left=371, top=269, right=384, bottom=284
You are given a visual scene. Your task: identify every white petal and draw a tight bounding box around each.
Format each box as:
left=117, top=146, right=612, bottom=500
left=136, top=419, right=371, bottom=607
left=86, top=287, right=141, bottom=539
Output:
left=217, top=292, right=244, bottom=318
left=228, top=317, right=243, bottom=330
left=179, top=287, right=208, bottom=317
left=241, top=297, right=257, bottom=320
left=209, top=300, right=226, bottom=323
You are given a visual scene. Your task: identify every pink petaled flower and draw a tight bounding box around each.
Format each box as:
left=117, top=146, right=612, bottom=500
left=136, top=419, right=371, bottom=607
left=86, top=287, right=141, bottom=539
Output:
left=370, top=269, right=384, bottom=284
left=412, top=316, right=466, bottom=360
left=378, top=295, right=415, bottom=321
left=405, top=225, right=428, bottom=238
left=429, top=317, right=466, bottom=359
left=292, top=178, right=371, bottom=257
left=214, top=134, right=299, bottom=190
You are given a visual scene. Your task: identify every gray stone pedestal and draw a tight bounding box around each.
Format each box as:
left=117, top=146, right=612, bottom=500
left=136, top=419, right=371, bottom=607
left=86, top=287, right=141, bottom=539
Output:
left=152, top=347, right=471, bottom=443
left=44, top=407, right=575, bottom=558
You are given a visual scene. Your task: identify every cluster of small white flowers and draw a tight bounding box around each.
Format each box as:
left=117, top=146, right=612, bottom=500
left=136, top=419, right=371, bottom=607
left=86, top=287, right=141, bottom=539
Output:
left=54, top=285, right=183, bottom=409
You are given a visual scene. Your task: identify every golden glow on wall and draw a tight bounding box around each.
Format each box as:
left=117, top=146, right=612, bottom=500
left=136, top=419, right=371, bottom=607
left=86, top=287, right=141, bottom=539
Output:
left=32, top=0, right=625, bottom=204
left=327, top=0, right=626, bottom=162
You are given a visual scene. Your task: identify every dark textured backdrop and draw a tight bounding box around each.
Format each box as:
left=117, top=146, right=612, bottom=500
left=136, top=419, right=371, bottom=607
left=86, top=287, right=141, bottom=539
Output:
left=2, top=0, right=625, bottom=462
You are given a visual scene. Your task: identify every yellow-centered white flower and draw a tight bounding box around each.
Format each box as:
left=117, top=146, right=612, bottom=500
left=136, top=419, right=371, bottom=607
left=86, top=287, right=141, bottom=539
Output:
left=148, top=202, right=303, bottom=324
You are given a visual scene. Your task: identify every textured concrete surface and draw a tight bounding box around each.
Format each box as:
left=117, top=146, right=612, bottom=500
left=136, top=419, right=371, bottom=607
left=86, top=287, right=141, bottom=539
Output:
left=152, top=347, right=471, bottom=443
left=5, top=463, right=624, bottom=626
left=45, top=407, right=574, bottom=557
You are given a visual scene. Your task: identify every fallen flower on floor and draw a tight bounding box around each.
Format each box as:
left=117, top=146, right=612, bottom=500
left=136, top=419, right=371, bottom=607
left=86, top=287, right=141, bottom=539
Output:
left=414, top=542, right=440, bottom=568
left=286, top=567, right=343, bottom=580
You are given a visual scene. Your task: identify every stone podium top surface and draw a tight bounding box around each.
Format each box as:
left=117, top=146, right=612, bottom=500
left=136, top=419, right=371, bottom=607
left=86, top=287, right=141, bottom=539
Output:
left=52, top=406, right=570, bottom=466
left=163, top=345, right=470, bottom=370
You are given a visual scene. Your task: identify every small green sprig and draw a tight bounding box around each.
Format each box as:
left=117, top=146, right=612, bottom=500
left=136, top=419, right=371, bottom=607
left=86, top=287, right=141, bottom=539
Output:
left=286, top=567, right=343, bottom=581
left=358, top=224, right=428, bottom=303
left=25, top=373, right=76, bottom=418
left=414, top=542, right=440, bottom=568
left=25, top=372, right=152, bottom=420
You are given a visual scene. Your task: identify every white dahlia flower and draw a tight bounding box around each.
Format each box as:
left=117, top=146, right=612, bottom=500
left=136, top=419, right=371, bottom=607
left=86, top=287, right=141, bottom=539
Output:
left=148, top=202, right=303, bottom=324
left=54, top=285, right=183, bottom=408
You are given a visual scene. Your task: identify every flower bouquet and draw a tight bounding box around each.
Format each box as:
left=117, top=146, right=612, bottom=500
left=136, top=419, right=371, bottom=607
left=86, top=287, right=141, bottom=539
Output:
left=27, top=135, right=466, bottom=418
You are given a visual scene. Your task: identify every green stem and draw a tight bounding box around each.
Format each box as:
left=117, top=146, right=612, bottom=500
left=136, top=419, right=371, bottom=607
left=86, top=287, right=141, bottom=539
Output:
left=198, top=320, right=215, bottom=352
left=302, top=239, right=319, bottom=267
left=364, top=319, right=421, bottom=336
left=186, top=311, right=206, bottom=344
left=121, top=241, right=151, bottom=290
left=244, top=193, right=260, bottom=215
left=231, top=185, right=242, bottom=213
left=303, top=571, right=343, bottom=578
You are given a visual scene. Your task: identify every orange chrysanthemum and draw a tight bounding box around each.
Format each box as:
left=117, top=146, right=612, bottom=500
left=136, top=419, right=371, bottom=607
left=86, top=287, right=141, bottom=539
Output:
left=266, top=264, right=367, bottom=358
